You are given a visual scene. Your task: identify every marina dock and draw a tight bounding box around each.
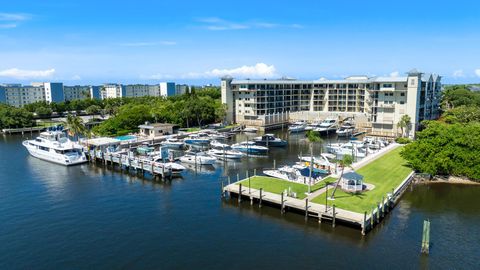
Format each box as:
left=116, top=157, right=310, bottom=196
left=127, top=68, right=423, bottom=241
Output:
left=223, top=171, right=414, bottom=234
left=86, top=150, right=173, bottom=179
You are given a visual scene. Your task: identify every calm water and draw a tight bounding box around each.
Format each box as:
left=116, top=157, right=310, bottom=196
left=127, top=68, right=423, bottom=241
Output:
left=1, top=132, right=479, bottom=269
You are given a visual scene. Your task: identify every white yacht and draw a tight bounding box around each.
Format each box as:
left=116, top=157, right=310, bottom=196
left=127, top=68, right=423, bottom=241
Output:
left=313, top=119, right=337, bottom=134
left=23, top=128, right=87, bottom=166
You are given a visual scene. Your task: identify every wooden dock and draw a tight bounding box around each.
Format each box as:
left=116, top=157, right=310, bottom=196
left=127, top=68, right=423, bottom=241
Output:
left=86, top=150, right=173, bottom=179
left=222, top=171, right=415, bottom=235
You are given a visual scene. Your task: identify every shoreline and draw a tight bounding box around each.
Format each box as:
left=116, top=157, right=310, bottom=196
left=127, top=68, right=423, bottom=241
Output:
left=423, top=176, right=480, bottom=185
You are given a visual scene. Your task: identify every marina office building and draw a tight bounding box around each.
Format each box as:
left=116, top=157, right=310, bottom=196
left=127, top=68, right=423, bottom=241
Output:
left=221, top=69, right=442, bottom=137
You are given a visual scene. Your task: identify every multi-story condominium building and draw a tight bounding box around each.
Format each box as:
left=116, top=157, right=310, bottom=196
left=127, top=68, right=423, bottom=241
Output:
left=221, top=69, right=441, bottom=137
left=1, top=82, right=64, bottom=107
left=0, top=81, right=179, bottom=105
left=100, top=83, right=176, bottom=99
left=175, top=84, right=189, bottom=95
left=63, top=85, right=101, bottom=101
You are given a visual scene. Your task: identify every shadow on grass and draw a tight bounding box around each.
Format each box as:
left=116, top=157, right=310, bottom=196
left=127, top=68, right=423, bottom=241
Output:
left=333, top=192, right=367, bottom=200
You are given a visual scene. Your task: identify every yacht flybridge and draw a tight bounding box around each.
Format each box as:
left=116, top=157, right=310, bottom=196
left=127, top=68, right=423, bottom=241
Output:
left=22, top=126, right=87, bottom=166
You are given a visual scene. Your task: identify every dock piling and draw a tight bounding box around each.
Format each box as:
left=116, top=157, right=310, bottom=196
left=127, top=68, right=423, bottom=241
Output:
left=332, top=205, right=336, bottom=228
left=304, top=199, right=309, bottom=221
left=281, top=192, right=285, bottom=214
left=238, top=183, right=242, bottom=203
left=259, top=188, right=263, bottom=208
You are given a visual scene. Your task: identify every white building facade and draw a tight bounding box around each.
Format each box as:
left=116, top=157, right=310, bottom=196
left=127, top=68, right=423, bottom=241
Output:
left=221, top=70, right=442, bottom=137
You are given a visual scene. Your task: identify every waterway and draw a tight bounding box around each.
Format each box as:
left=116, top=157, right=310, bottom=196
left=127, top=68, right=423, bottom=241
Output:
left=1, top=131, right=479, bottom=269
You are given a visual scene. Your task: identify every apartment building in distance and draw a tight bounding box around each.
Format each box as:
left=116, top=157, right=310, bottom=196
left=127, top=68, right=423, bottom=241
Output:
left=221, top=69, right=442, bottom=137
left=1, top=82, right=64, bottom=107
left=100, top=82, right=176, bottom=99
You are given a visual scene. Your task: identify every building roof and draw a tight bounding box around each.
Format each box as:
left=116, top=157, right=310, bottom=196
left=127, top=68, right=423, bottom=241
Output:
left=86, top=137, right=121, bottom=146
left=342, top=171, right=364, bottom=181
left=231, top=76, right=409, bottom=85
left=138, top=123, right=178, bottom=129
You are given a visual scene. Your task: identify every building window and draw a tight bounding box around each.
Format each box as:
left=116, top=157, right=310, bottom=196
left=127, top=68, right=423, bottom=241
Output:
left=400, top=101, right=405, bottom=104
left=400, top=92, right=405, bottom=96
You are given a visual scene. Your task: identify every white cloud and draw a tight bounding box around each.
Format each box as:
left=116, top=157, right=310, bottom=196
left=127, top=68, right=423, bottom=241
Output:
left=389, top=71, right=400, bottom=77
left=118, top=41, right=176, bottom=47
left=71, top=74, right=81, bottom=80
left=206, top=63, right=277, bottom=78
left=0, top=68, right=55, bottom=79
left=0, top=13, right=30, bottom=29
left=0, top=23, right=17, bottom=29
left=452, top=69, right=465, bottom=78
left=0, top=13, right=30, bottom=21
left=197, top=17, right=302, bottom=31
left=475, top=69, right=480, bottom=77
left=144, top=63, right=278, bottom=80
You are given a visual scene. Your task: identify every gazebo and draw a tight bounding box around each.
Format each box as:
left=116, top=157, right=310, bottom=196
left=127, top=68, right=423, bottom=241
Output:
left=340, top=171, right=364, bottom=192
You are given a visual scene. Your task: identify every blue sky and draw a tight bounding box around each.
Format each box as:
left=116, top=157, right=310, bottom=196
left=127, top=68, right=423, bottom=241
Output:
left=1, top=0, right=480, bottom=85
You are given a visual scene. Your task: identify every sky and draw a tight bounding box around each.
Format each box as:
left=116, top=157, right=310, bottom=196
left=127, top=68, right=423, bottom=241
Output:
left=1, top=0, right=480, bottom=85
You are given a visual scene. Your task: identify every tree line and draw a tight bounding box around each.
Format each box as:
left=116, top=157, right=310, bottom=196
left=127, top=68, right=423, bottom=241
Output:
left=92, top=87, right=225, bottom=136
left=0, top=87, right=223, bottom=132
left=401, top=85, right=480, bottom=181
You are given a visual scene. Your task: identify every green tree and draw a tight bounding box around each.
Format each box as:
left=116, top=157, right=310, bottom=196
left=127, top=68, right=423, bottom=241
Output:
left=330, top=154, right=354, bottom=199
left=306, top=130, right=323, bottom=193
left=35, top=107, right=53, bottom=117
left=65, top=114, right=86, bottom=141
left=86, top=105, right=101, bottom=116
left=397, top=114, right=412, bottom=137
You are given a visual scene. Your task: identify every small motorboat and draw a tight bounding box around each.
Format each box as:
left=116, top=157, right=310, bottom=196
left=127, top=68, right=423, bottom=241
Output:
left=207, top=140, right=244, bottom=159
left=183, top=133, right=211, bottom=146
left=289, top=124, right=307, bottom=133
left=231, top=141, right=268, bottom=155
left=243, top=127, right=258, bottom=133
left=161, top=137, right=184, bottom=149
left=253, top=134, right=287, bottom=147
left=336, top=127, right=354, bottom=137
left=179, top=152, right=217, bottom=165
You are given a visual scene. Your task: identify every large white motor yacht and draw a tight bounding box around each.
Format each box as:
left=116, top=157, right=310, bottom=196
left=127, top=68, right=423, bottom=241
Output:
left=22, top=127, right=87, bottom=166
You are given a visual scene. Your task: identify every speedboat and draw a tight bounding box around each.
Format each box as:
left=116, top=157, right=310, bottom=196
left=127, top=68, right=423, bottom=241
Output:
left=336, top=127, right=354, bottom=137
left=22, top=126, right=87, bottom=166
left=289, top=124, right=307, bottom=133
left=161, top=137, right=184, bottom=149
left=313, top=119, right=337, bottom=134
left=298, top=153, right=334, bottom=167
left=183, top=133, right=211, bottom=146
left=243, top=127, right=258, bottom=133
left=253, top=134, right=287, bottom=147
left=207, top=140, right=244, bottom=159
left=304, top=122, right=322, bottom=131
left=151, top=156, right=186, bottom=175
left=179, top=152, right=217, bottom=165
left=231, top=141, right=268, bottom=155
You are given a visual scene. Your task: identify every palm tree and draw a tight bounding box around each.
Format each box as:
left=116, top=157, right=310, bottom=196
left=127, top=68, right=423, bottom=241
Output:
left=306, top=130, right=323, bottom=193
left=65, top=114, right=86, bottom=141
left=397, top=114, right=412, bottom=138
left=330, top=154, right=354, bottom=200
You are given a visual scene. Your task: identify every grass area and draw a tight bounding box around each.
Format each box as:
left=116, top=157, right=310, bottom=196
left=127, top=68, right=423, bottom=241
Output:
left=311, top=147, right=412, bottom=213
left=236, top=175, right=335, bottom=199
left=185, top=127, right=201, bottom=132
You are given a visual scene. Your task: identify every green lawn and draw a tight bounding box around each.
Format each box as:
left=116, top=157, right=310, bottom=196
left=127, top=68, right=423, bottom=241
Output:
left=185, top=127, right=201, bottom=132
left=311, top=147, right=412, bottom=213
left=236, top=176, right=334, bottom=199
